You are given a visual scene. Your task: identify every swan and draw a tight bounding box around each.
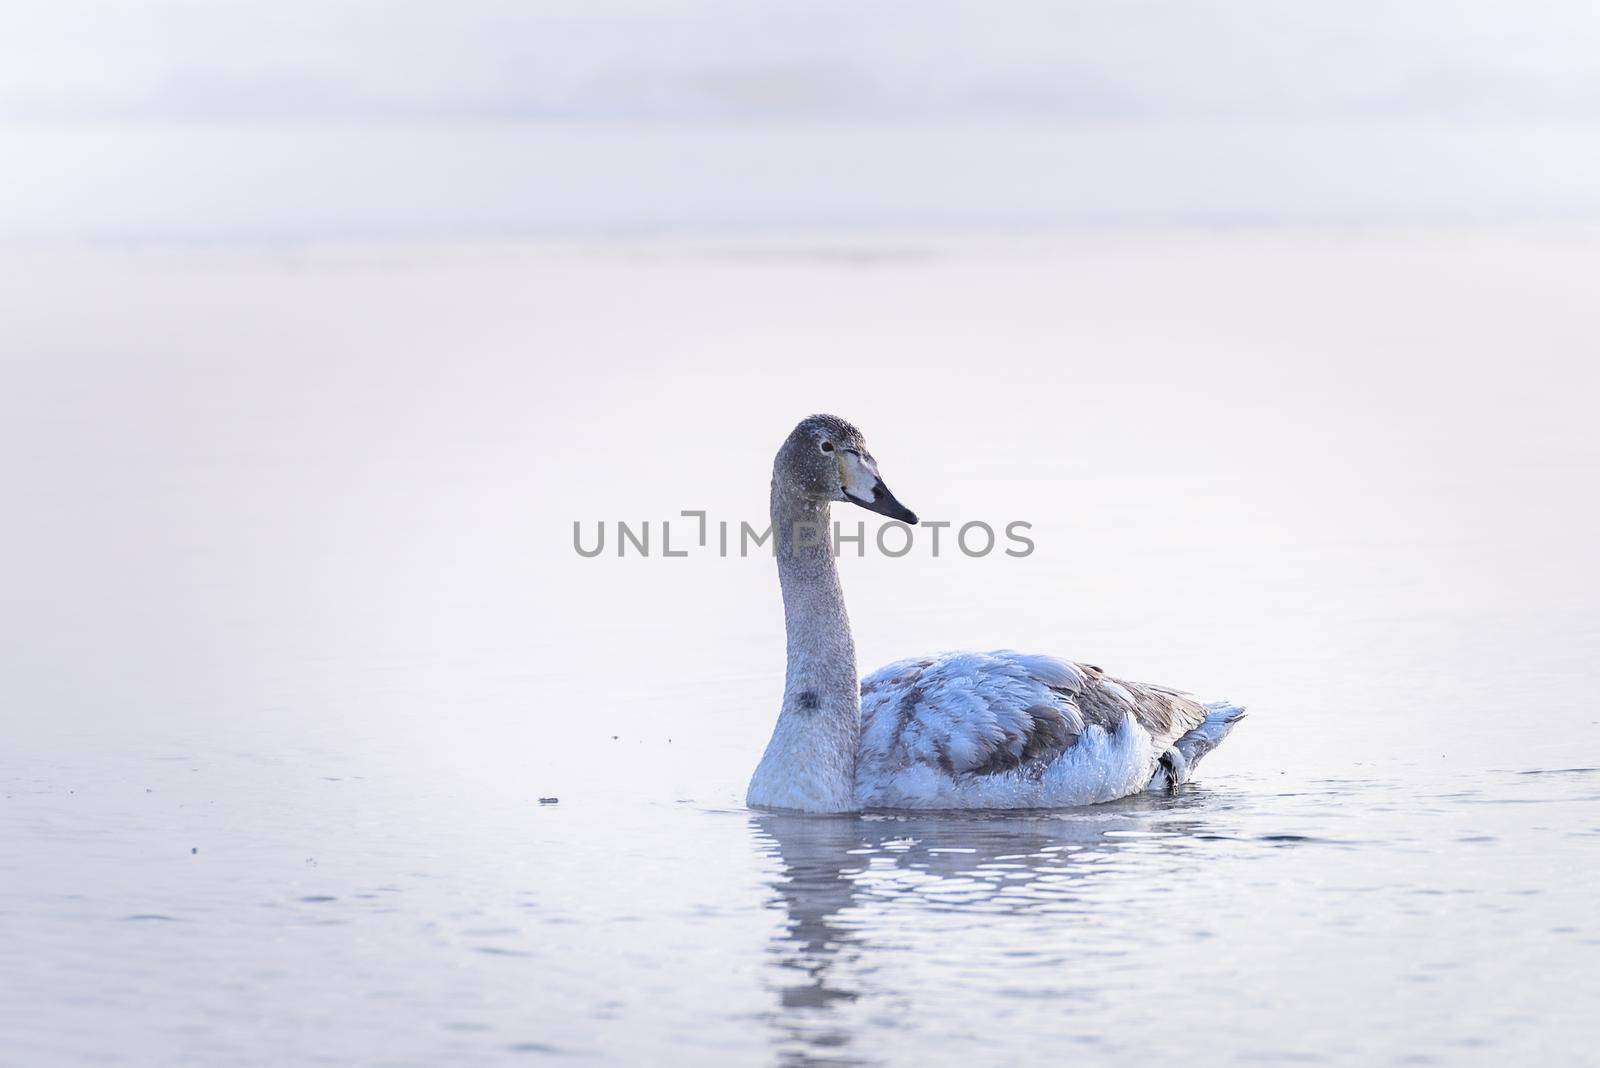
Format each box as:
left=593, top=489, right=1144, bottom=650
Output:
left=747, top=414, right=1247, bottom=813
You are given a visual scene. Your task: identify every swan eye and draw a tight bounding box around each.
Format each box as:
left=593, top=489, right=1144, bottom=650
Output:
left=819, top=441, right=834, bottom=453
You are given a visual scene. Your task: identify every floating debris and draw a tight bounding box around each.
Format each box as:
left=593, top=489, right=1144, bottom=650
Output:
left=538, top=797, right=560, bottom=805
left=190, top=847, right=198, bottom=854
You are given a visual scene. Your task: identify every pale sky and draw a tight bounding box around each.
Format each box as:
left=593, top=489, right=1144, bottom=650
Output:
left=6, top=2, right=1600, bottom=239
left=4, top=0, right=1600, bottom=121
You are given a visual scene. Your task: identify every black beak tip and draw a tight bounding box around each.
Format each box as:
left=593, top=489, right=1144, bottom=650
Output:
left=847, top=485, right=918, bottom=525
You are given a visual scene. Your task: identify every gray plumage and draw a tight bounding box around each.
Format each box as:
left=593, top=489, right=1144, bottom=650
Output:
left=746, top=414, right=1248, bottom=813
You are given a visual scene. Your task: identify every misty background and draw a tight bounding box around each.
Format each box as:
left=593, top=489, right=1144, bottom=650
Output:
left=5, top=6, right=1600, bottom=1065
left=5, top=1, right=1600, bottom=241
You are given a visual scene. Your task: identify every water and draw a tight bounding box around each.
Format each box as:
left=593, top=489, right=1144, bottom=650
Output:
left=2, top=228, right=1598, bottom=1065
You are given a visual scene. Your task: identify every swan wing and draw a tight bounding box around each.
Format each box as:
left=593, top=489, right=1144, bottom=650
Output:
left=858, top=649, right=1211, bottom=784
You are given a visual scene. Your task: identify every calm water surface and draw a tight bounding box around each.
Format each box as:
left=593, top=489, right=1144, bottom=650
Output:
left=2, top=231, right=1597, bottom=1065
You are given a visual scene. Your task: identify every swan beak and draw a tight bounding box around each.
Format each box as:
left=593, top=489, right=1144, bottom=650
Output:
left=840, top=450, right=918, bottom=524
left=846, top=479, right=919, bottom=525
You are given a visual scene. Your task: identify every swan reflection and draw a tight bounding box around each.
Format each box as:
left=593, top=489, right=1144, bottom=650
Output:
left=750, top=794, right=1222, bottom=1066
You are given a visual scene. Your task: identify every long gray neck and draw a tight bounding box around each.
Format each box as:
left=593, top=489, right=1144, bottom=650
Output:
left=773, top=485, right=858, bottom=715
left=745, top=482, right=861, bottom=812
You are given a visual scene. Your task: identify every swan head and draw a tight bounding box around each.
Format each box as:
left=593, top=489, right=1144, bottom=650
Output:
left=775, top=414, right=918, bottom=524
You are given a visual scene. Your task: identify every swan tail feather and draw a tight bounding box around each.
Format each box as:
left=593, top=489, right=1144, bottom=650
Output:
left=1147, top=701, right=1247, bottom=792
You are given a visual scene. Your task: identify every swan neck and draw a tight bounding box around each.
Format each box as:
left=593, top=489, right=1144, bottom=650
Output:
left=773, top=488, right=853, bottom=675
left=745, top=481, right=860, bottom=813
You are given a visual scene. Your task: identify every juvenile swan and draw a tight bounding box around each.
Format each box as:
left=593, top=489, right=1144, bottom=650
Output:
left=747, top=414, right=1247, bottom=813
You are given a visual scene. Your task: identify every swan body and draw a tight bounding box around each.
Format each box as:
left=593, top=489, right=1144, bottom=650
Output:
left=857, top=651, right=1245, bottom=809
left=747, top=414, right=1247, bottom=814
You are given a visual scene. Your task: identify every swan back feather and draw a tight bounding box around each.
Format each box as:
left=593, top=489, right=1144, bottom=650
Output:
left=855, top=650, right=1219, bottom=809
